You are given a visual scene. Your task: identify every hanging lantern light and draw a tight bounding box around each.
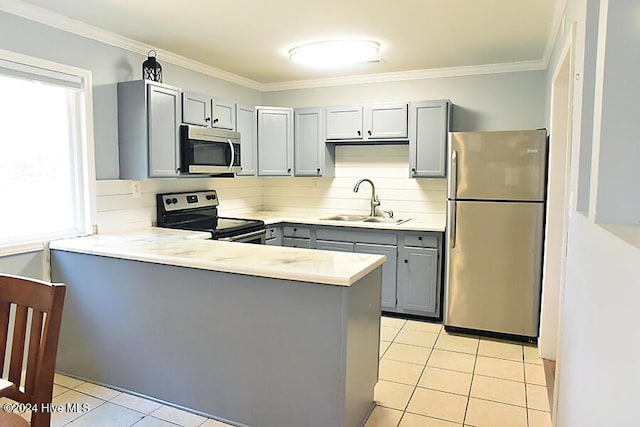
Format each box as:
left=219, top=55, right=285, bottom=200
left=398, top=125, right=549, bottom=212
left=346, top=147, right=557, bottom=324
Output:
left=142, top=50, right=162, bottom=83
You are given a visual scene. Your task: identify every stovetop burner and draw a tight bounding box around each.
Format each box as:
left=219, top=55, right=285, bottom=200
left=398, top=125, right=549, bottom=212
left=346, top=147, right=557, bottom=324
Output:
left=156, top=190, right=265, bottom=241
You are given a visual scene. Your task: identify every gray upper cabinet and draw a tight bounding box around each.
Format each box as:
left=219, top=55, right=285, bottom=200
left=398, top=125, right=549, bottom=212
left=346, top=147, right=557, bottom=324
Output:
left=118, top=80, right=181, bottom=179
left=294, top=108, right=334, bottom=177
left=326, top=103, right=408, bottom=142
left=257, top=107, right=294, bottom=176
left=409, top=100, right=450, bottom=178
left=212, top=99, right=236, bottom=130
left=364, top=103, right=408, bottom=139
left=325, top=105, right=363, bottom=140
left=236, top=104, right=257, bottom=176
left=182, top=91, right=211, bottom=127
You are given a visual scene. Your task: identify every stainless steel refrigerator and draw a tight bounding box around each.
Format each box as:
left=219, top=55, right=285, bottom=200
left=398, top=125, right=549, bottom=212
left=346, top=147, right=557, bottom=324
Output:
left=444, top=129, right=547, bottom=338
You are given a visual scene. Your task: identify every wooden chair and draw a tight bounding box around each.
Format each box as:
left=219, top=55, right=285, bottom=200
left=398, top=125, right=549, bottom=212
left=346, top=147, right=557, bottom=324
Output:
left=0, top=275, right=66, bottom=427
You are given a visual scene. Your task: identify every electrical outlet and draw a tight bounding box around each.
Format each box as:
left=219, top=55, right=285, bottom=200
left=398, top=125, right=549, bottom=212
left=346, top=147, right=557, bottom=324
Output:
left=131, top=181, right=141, bottom=198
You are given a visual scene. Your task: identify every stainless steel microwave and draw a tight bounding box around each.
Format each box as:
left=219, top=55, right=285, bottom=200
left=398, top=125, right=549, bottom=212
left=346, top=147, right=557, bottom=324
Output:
left=180, top=125, right=241, bottom=175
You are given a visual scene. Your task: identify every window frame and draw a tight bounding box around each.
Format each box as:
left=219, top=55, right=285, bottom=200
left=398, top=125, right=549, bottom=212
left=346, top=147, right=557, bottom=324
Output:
left=0, top=49, right=96, bottom=256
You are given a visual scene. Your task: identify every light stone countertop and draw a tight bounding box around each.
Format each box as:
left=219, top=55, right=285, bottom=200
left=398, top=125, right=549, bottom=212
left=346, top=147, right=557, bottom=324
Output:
left=233, top=211, right=446, bottom=232
left=49, top=228, right=385, bottom=287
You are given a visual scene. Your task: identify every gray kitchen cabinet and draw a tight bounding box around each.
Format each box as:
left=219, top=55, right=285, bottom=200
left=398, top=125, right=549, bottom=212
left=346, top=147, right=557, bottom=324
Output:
left=364, top=103, right=408, bottom=139
left=257, top=107, right=294, bottom=176
left=325, top=105, right=363, bottom=140
left=326, top=103, right=409, bottom=142
left=316, top=240, right=354, bottom=252
left=212, top=99, right=236, bottom=130
left=118, top=80, right=181, bottom=179
left=355, top=243, right=398, bottom=310
left=236, top=104, right=257, bottom=176
left=265, top=225, right=283, bottom=246
left=182, top=91, right=211, bottom=127
left=282, top=225, right=312, bottom=248
left=397, top=233, right=441, bottom=317
left=294, top=108, right=335, bottom=177
left=409, top=100, right=450, bottom=178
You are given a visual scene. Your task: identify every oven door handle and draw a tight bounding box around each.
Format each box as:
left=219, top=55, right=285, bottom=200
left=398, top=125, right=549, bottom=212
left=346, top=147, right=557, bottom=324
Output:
left=227, top=139, right=235, bottom=171
left=218, top=229, right=265, bottom=242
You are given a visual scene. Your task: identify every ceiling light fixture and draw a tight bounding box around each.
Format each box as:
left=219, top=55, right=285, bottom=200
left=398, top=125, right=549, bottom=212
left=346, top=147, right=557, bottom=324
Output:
left=288, top=40, right=381, bottom=68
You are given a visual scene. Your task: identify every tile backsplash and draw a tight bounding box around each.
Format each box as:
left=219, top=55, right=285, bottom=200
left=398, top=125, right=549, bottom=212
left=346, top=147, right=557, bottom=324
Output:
left=95, top=145, right=446, bottom=232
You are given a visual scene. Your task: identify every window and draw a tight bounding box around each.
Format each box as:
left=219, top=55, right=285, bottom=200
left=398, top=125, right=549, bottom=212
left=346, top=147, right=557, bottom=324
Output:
left=0, top=50, right=95, bottom=253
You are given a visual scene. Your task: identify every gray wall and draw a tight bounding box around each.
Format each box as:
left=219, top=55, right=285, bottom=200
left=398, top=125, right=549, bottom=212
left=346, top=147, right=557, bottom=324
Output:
left=0, top=251, right=43, bottom=279
left=0, top=11, right=262, bottom=180
left=262, top=71, right=547, bottom=131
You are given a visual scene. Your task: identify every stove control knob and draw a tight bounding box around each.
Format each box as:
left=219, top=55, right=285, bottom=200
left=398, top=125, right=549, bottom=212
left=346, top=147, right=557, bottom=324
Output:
left=171, top=198, right=178, bottom=204
left=206, top=195, right=213, bottom=200
left=166, top=199, right=172, bottom=205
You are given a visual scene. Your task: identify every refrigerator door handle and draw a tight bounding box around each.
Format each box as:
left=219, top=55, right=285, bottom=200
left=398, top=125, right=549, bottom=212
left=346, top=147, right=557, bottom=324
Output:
left=450, top=150, right=458, bottom=200
left=449, top=200, right=456, bottom=248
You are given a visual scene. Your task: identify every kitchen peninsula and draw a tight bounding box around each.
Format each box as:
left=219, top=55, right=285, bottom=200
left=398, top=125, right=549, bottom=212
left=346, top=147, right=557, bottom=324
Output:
left=49, top=228, right=384, bottom=427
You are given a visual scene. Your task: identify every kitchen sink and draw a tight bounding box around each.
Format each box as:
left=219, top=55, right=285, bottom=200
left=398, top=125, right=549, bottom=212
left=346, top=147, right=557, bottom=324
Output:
left=362, top=217, right=410, bottom=224
left=321, top=214, right=368, bottom=221
left=320, top=215, right=410, bottom=225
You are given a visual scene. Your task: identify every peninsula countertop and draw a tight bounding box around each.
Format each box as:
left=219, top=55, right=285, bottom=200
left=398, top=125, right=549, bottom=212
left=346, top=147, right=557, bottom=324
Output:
left=49, top=228, right=385, bottom=287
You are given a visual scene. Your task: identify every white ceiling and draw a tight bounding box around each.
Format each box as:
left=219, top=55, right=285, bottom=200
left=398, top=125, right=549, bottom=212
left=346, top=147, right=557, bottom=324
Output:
left=15, top=0, right=558, bottom=86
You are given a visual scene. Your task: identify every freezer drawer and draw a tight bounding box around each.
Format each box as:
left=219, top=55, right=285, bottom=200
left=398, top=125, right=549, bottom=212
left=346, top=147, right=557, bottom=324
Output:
left=449, top=130, right=547, bottom=201
left=445, top=200, right=544, bottom=337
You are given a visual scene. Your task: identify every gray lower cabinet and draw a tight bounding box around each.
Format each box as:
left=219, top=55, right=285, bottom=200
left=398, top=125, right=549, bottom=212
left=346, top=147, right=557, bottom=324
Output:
left=316, top=240, right=353, bottom=252
left=408, top=100, right=450, bottom=178
left=118, top=80, right=181, bottom=179
left=397, top=233, right=441, bottom=317
left=265, top=225, right=283, bottom=246
left=354, top=243, right=398, bottom=310
left=282, top=225, right=312, bottom=248
left=257, top=107, right=294, bottom=176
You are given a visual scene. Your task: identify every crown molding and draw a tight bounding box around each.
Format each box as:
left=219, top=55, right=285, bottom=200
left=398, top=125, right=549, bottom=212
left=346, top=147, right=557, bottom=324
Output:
left=541, top=0, right=569, bottom=69
left=261, top=60, right=547, bottom=92
left=0, top=0, right=263, bottom=90
left=1, top=0, right=551, bottom=93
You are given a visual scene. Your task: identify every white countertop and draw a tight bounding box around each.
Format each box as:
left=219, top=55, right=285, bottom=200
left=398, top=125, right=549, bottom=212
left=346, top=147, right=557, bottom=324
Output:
left=49, top=228, right=385, bottom=287
left=233, top=211, right=446, bottom=232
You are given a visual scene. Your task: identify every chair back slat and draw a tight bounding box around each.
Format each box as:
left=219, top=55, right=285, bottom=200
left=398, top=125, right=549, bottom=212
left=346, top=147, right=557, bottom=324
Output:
left=0, top=302, right=10, bottom=373
left=0, top=275, right=66, bottom=427
left=24, top=309, right=44, bottom=395
left=8, top=306, right=27, bottom=387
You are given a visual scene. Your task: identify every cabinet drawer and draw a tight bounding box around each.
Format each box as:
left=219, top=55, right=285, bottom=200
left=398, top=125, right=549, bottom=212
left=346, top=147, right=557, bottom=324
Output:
left=266, top=227, right=279, bottom=239
left=316, top=228, right=396, bottom=245
left=403, top=234, right=438, bottom=248
left=316, top=240, right=354, bottom=252
left=283, top=226, right=311, bottom=238
left=283, top=237, right=311, bottom=249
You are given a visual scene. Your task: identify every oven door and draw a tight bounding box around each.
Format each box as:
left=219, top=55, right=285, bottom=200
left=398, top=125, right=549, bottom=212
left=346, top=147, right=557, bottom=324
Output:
left=218, top=229, right=266, bottom=244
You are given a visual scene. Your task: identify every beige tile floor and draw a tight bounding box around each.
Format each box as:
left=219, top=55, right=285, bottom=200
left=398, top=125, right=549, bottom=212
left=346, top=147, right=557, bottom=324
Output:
left=367, top=316, right=552, bottom=427
left=0, top=315, right=551, bottom=427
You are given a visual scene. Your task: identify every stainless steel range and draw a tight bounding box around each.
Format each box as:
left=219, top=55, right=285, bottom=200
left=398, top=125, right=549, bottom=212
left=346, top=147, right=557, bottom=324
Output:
left=156, top=190, right=266, bottom=244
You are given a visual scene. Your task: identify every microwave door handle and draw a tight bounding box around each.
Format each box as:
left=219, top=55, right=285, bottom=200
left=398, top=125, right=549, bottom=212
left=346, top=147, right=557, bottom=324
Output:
left=227, top=139, right=235, bottom=171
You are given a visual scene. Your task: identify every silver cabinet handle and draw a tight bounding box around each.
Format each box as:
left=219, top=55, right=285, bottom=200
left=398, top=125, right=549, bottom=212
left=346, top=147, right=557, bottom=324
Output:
left=227, top=138, right=235, bottom=171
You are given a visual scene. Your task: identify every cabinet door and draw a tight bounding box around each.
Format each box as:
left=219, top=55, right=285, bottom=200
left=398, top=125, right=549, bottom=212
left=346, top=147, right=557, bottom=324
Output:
left=364, top=103, right=408, bottom=139
left=236, top=105, right=257, bottom=176
left=295, top=108, right=324, bottom=176
left=409, top=100, right=449, bottom=177
left=355, top=243, right=398, bottom=310
left=257, top=107, right=293, bottom=176
left=316, top=240, right=354, bottom=252
left=325, top=106, right=363, bottom=140
left=282, top=237, right=311, bottom=249
left=213, top=99, right=236, bottom=130
left=182, top=91, right=211, bottom=127
left=398, top=247, right=439, bottom=316
left=148, top=84, right=180, bottom=177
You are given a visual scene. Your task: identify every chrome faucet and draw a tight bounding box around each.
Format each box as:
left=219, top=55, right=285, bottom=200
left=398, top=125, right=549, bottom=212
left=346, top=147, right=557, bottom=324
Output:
left=353, top=178, right=381, bottom=217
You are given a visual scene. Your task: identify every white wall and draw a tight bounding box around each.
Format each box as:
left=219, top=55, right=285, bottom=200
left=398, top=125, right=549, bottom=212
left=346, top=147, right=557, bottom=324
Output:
left=263, top=145, right=446, bottom=221
left=545, top=0, right=640, bottom=425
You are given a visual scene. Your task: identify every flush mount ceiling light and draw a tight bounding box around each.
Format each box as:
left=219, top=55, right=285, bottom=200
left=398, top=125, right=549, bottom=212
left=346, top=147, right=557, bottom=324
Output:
left=288, top=40, right=381, bottom=68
